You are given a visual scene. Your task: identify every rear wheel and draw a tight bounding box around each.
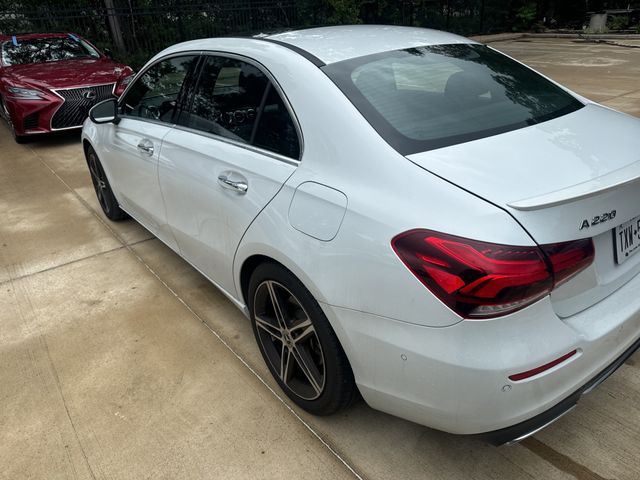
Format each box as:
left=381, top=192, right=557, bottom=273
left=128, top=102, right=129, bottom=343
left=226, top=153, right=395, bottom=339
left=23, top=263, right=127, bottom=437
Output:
left=85, top=146, right=128, bottom=221
left=248, top=262, right=356, bottom=415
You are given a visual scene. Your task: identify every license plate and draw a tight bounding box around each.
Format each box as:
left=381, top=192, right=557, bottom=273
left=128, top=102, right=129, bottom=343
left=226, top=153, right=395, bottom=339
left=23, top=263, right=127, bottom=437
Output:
left=615, top=215, right=640, bottom=264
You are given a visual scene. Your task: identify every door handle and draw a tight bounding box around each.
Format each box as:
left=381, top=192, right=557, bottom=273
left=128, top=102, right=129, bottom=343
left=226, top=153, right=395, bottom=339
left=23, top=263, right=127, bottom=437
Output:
left=137, top=139, right=154, bottom=156
left=217, top=173, right=248, bottom=193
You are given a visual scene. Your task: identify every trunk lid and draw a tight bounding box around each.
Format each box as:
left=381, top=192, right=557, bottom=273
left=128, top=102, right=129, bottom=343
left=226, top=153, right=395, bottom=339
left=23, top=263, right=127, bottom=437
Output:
left=407, top=104, right=640, bottom=317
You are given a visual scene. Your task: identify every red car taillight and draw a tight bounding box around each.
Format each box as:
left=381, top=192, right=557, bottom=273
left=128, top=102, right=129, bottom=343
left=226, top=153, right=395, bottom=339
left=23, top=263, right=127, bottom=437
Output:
left=114, top=83, right=125, bottom=97
left=391, top=230, right=594, bottom=319
left=114, top=75, right=133, bottom=96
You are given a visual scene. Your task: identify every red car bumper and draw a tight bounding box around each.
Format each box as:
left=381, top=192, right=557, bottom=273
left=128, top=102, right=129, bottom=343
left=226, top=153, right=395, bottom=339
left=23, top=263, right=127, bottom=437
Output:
left=4, top=83, right=116, bottom=136
left=4, top=94, right=60, bottom=136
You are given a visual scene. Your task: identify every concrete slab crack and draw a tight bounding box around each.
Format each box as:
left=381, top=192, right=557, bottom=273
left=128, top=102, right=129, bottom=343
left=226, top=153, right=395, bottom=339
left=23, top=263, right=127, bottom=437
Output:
left=42, top=336, right=98, bottom=480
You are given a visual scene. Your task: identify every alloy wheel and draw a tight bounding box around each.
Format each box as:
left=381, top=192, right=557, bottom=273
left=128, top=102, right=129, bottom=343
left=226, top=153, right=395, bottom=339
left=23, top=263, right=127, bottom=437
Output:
left=87, top=151, right=110, bottom=214
left=253, top=280, right=326, bottom=400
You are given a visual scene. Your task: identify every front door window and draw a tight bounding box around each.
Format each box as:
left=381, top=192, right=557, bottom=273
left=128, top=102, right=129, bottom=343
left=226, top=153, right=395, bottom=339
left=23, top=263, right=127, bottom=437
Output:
left=122, top=55, right=198, bottom=123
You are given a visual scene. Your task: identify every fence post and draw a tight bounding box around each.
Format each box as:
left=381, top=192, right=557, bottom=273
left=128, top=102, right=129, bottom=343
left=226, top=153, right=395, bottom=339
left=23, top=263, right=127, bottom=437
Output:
left=104, top=0, right=126, bottom=53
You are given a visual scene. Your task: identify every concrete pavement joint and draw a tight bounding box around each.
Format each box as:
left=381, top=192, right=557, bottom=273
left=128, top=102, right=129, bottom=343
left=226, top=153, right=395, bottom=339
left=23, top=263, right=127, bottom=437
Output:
left=136, top=262, right=366, bottom=480
left=593, top=90, right=640, bottom=103
left=28, top=144, right=366, bottom=480
left=0, top=239, right=152, bottom=288
left=41, top=335, right=98, bottom=480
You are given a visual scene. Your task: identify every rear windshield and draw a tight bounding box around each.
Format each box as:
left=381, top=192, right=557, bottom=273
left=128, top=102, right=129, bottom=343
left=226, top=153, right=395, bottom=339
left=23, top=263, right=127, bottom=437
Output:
left=1, top=37, right=100, bottom=66
left=323, top=44, right=583, bottom=154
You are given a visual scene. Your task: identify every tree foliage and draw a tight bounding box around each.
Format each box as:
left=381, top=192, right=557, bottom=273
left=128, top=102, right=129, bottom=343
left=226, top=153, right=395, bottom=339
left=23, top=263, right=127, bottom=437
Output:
left=1, top=0, right=639, bottom=68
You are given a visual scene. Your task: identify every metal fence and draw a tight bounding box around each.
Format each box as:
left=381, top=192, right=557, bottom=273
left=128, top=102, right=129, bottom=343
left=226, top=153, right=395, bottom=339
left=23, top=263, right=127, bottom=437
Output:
left=0, top=1, right=299, bottom=68
left=0, top=0, right=604, bottom=69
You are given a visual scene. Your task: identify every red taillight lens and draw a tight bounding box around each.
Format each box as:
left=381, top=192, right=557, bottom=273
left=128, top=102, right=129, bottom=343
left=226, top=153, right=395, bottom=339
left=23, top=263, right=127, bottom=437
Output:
left=541, top=240, right=595, bottom=287
left=114, top=75, right=133, bottom=97
left=114, top=83, right=126, bottom=97
left=391, top=230, right=594, bottom=319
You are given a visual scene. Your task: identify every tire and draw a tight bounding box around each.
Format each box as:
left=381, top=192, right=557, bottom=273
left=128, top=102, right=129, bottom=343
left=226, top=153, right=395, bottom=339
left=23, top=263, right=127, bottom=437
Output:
left=1, top=97, right=27, bottom=144
left=14, top=134, right=28, bottom=144
left=85, top=146, right=128, bottom=221
left=248, top=262, right=356, bottom=415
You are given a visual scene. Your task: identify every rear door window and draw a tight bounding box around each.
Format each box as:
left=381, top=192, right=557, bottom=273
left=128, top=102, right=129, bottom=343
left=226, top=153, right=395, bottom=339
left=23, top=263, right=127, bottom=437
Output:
left=179, top=57, right=267, bottom=143
left=252, top=84, right=300, bottom=159
left=179, top=55, right=300, bottom=160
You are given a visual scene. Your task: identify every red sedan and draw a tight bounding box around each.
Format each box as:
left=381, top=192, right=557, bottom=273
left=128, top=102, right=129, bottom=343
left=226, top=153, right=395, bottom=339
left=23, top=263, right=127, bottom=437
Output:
left=0, top=32, right=134, bottom=143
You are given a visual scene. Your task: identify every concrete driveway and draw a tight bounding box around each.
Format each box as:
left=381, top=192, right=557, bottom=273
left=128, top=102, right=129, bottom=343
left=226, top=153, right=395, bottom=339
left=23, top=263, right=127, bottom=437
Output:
left=2, top=38, right=639, bottom=480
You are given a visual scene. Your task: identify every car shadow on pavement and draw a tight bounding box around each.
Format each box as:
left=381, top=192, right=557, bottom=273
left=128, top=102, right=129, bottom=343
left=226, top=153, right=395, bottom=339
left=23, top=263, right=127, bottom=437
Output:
left=26, top=130, right=82, bottom=148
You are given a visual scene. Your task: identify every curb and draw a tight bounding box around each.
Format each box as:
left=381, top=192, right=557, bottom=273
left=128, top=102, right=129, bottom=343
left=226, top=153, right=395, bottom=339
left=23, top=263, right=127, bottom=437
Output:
left=471, top=32, right=640, bottom=43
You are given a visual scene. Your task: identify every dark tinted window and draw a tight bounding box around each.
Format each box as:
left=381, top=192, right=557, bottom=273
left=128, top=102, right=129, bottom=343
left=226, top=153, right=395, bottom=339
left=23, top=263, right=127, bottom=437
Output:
left=1, top=37, right=100, bottom=65
left=122, top=55, right=197, bottom=123
left=323, top=44, right=583, bottom=154
left=180, top=57, right=268, bottom=144
left=253, top=85, right=300, bottom=159
left=179, top=56, right=300, bottom=159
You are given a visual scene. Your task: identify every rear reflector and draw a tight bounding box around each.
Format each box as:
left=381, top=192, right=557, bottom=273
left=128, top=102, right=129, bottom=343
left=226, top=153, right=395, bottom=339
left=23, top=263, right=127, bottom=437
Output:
left=508, top=350, right=578, bottom=381
left=391, top=230, right=594, bottom=319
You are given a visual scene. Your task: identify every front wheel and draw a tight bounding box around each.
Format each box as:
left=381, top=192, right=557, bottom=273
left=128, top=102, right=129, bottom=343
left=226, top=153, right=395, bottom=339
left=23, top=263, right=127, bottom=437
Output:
left=248, top=262, right=356, bottom=415
left=1, top=97, right=27, bottom=144
left=85, top=146, right=128, bottom=221
left=13, top=132, right=28, bottom=144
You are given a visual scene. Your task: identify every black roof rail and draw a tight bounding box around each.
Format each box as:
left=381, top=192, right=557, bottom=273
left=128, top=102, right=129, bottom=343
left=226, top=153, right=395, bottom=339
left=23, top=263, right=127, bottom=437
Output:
left=256, top=37, right=326, bottom=68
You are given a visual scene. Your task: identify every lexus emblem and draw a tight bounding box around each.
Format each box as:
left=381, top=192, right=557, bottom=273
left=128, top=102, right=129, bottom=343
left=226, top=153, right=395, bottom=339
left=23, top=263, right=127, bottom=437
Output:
left=81, top=90, right=96, bottom=100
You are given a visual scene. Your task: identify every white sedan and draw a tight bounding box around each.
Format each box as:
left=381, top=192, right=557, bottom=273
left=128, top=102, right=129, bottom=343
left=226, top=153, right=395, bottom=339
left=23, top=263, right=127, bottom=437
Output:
left=82, top=25, right=640, bottom=444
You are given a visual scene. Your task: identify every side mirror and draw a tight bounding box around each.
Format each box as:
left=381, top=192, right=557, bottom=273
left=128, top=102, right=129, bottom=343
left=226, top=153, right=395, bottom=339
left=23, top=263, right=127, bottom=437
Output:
left=89, top=98, right=119, bottom=124
left=103, top=48, right=113, bottom=59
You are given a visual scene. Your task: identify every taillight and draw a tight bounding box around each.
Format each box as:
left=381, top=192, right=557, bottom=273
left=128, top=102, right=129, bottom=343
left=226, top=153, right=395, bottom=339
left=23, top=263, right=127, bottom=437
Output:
left=391, top=230, right=594, bottom=319
left=114, top=82, right=125, bottom=97
left=114, top=75, right=133, bottom=96
left=541, top=241, right=595, bottom=287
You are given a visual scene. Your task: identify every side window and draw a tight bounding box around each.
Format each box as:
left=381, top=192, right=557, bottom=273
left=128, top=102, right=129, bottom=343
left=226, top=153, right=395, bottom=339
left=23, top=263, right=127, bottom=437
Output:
left=180, top=55, right=300, bottom=160
left=122, top=55, right=197, bottom=123
left=180, top=57, right=268, bottom=143
left=253, top=85, right=300, bottom=159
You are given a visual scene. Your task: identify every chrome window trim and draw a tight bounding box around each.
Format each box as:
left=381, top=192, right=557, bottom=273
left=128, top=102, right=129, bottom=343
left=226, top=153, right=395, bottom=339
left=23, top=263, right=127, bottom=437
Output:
left=118, top=116, right=178, bottom=130
left=172, top=123, right=300, bottom=167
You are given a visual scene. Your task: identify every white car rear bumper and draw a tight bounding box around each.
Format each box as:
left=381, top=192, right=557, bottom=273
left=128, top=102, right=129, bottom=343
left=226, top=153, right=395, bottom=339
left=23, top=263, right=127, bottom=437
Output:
left=321, top=270, right=640, bottom=442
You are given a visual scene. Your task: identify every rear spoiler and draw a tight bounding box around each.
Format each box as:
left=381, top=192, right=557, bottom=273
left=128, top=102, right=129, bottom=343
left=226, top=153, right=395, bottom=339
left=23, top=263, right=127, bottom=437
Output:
left=507, top=160, right=640, bottom=211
